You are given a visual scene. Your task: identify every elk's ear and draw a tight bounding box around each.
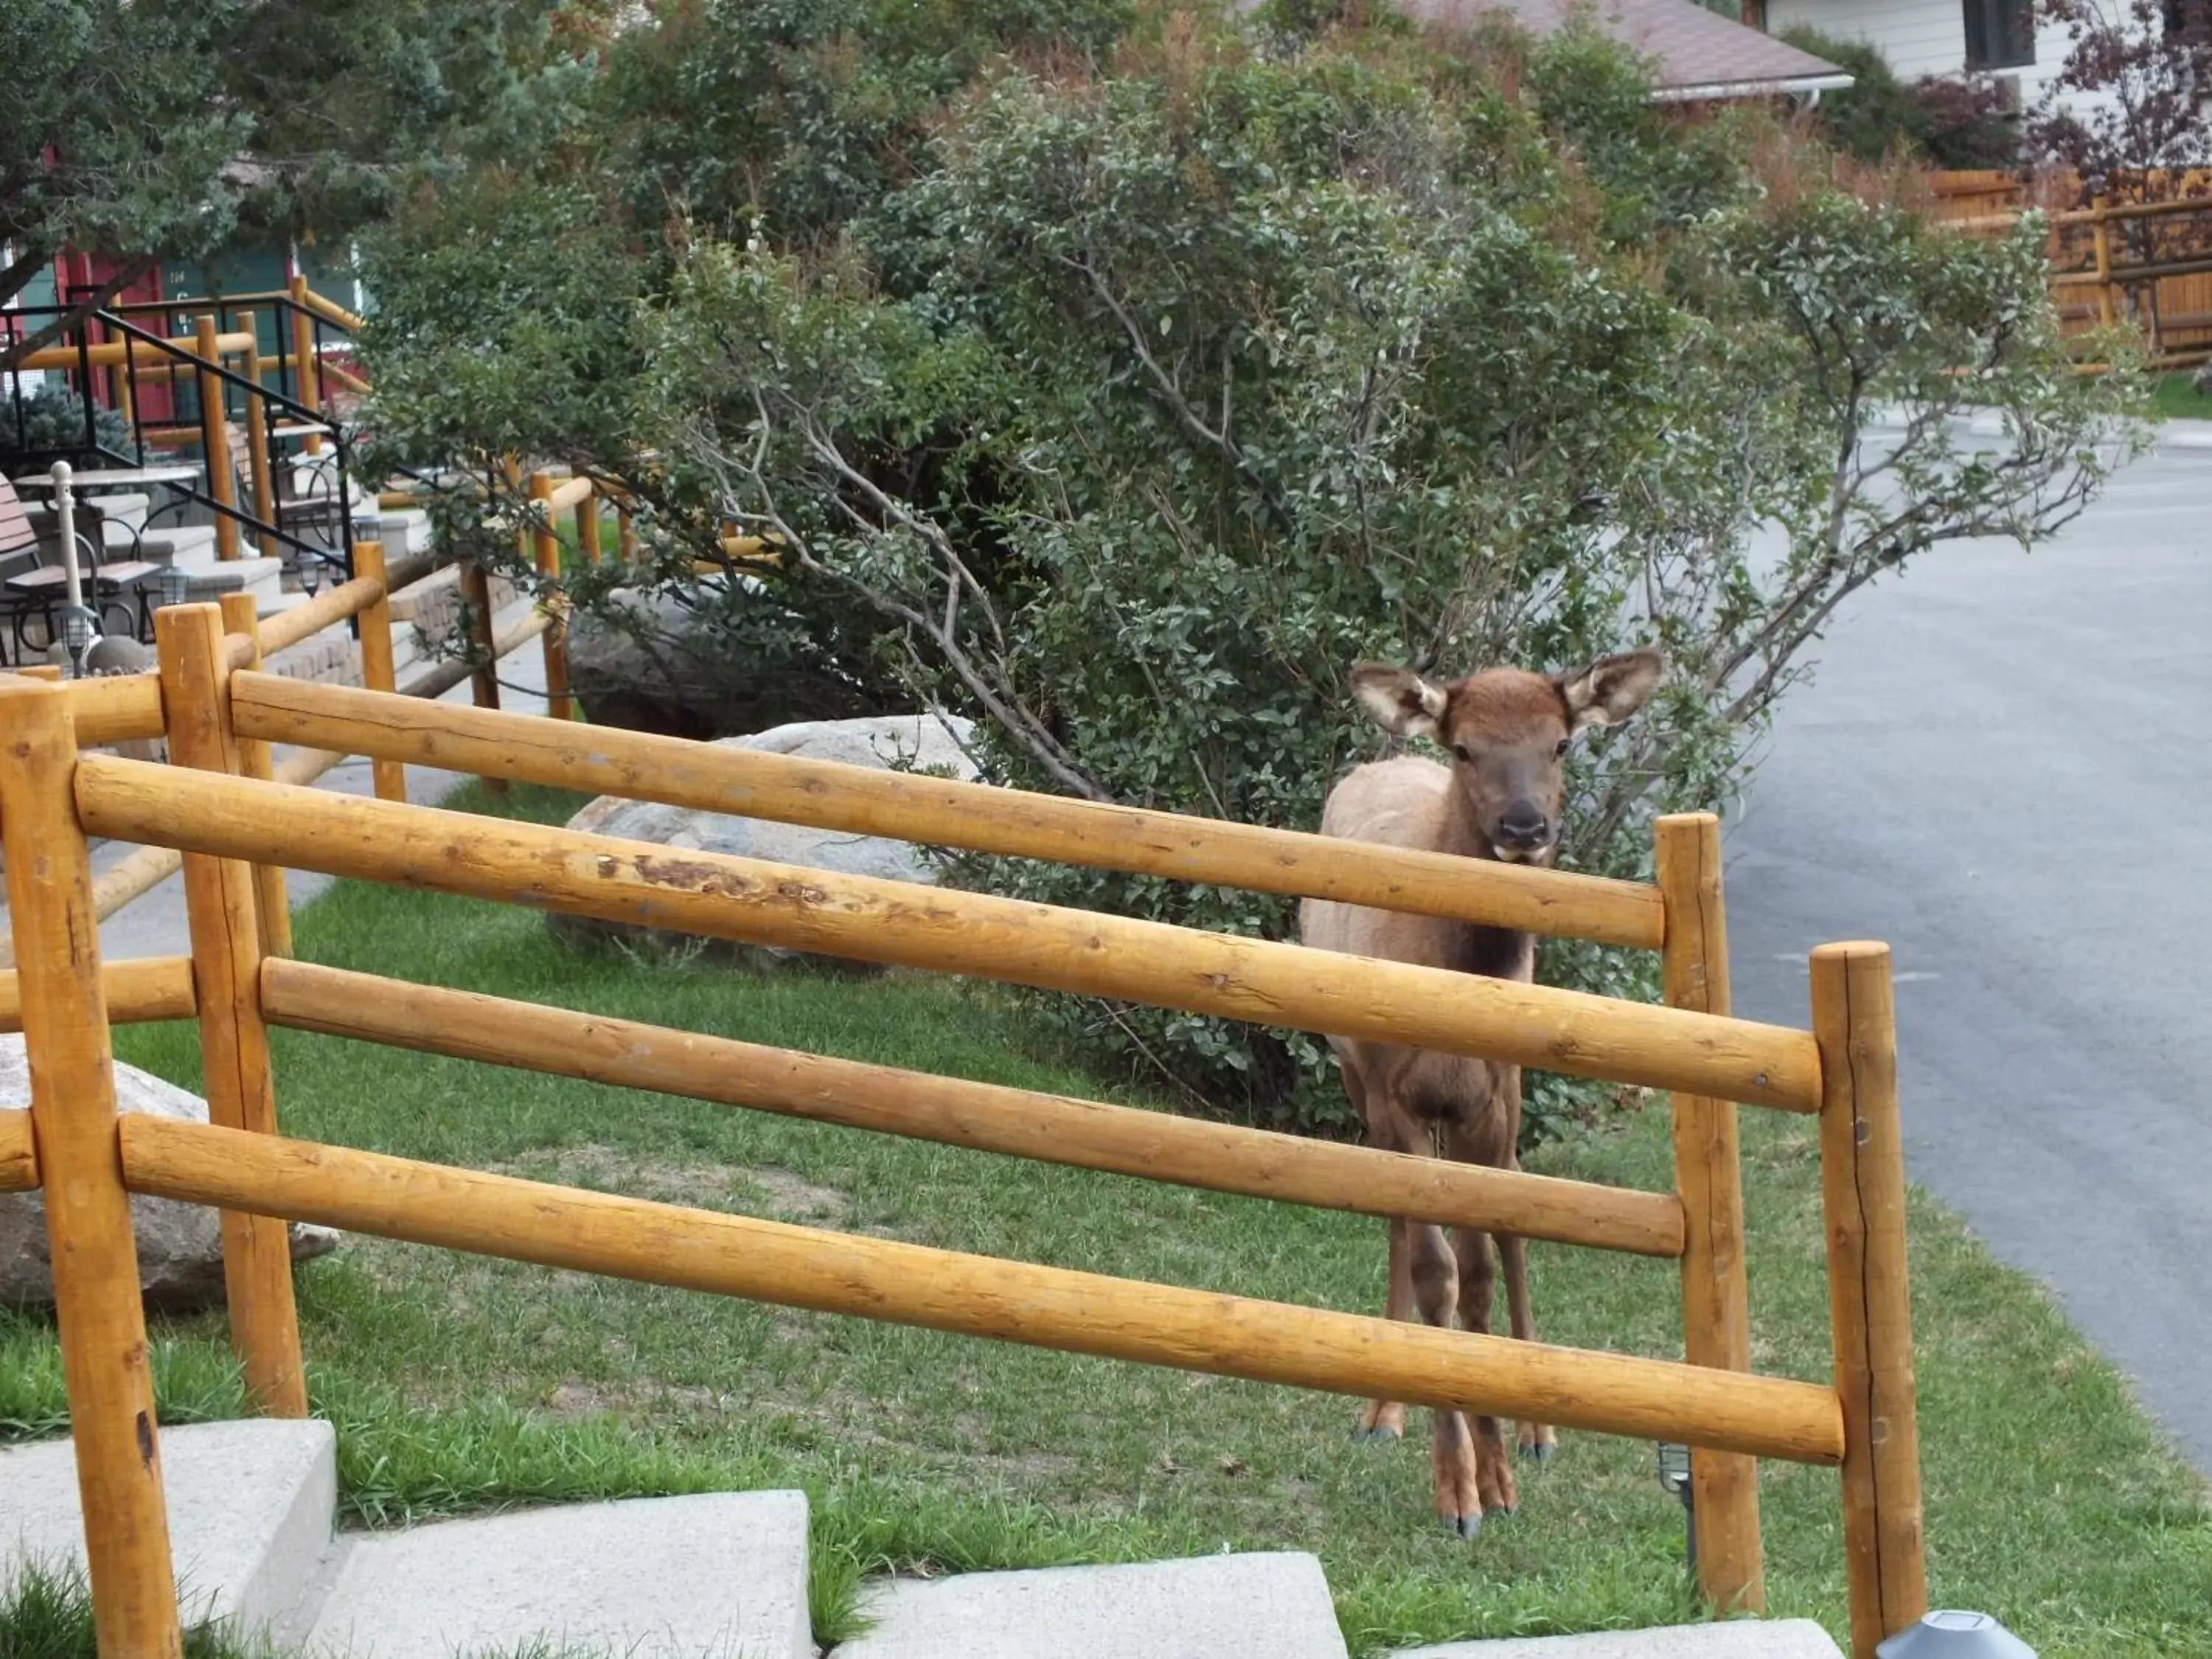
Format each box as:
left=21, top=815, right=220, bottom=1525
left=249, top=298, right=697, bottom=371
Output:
left=1350, top=663, right=1448, bottom=740
left=1559, top=649, right=1665, bottom=731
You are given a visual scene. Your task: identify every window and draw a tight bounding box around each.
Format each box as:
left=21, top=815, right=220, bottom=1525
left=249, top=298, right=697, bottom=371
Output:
left=1963, top=0, right=2035, bottom=68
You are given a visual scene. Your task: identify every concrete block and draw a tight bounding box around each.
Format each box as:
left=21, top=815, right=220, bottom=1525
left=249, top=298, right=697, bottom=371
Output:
left=1391, top=1620, right=1845, bottom=1658
left=1, top=1419, right=336, bottom=1632
left=304, top=1490, right=813, bottom=1659
left=838, top=1552, right=1349, bottom=1659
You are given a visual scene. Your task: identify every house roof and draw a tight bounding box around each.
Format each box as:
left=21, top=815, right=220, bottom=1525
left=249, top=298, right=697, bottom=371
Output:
left=1279, top=0, right=1854, bottom=102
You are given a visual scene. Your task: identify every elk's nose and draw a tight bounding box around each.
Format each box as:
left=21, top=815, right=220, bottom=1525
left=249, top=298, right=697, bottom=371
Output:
left=1497, top=804, right=1549, bottom=848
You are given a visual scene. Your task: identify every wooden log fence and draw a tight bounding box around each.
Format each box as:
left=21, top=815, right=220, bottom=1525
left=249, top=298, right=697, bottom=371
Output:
left=260, top=958, right=1688, bottom=1257
left=122, top=1113, right=1844, bottom=1464
left=0, top=608, right=1930, bottom=1658
left=72, top=757, right=1820, bottom=1112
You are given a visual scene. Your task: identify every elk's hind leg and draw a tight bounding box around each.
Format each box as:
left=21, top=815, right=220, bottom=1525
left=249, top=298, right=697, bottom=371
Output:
left=1409, top=1221, right=1483, bottom=1535
left=1500, top=1229, right=1557, bottom=1461
left=1453, top=1223, right=1517, bottom=1517
left=1356, top=1216, right=1411, bottom=1441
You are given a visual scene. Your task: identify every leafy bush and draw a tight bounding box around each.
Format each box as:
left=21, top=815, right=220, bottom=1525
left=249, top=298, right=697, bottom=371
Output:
left=361, top=12, right=2144, bottom=1139
left=1781, top=28, right=2018, bottom=170
left=0, top=383, right=133, bottom=470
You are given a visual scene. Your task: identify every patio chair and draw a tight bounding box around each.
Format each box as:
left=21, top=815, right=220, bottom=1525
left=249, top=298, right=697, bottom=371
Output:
left=1, top=476, right=162, bottom=657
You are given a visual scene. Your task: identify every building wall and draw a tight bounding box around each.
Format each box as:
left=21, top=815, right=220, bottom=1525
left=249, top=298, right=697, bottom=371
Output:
left=1764, top=0, right=2081, bottom=106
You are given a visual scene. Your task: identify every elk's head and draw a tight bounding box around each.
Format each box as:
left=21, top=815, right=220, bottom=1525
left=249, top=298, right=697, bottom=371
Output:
left=1349, top=650, right=1665, bottom=865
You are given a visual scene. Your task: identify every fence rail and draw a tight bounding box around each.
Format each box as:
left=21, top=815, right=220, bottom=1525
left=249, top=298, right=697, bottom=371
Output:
left=72, top=754, right=1822, bottom=1110
left=119, top=1114, right=1846, bottom=1464
left=260, top=957, right=1688, bottom=1256
left=0, top=605, right=1930, bottom=1659
left=226, top=672, right=1669, bottom=948
left=1930, top=170, right=2212, bottom=366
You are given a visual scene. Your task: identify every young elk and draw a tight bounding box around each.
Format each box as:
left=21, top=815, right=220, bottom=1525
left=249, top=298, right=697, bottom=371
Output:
left=1298, top=649, right=1663, bottom=1536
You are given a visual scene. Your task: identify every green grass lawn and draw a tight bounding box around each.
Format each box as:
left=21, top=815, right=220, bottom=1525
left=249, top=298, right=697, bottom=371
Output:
left=4, top=781, right=2208, bottom=1655
left=2152, top=370, right=2212, bottom=421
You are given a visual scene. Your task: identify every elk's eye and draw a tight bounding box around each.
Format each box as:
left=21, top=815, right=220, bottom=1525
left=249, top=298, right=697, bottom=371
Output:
left=1450, top=742, right=1472, bottom=763
left=1554, top=738, right=1571, bottom=759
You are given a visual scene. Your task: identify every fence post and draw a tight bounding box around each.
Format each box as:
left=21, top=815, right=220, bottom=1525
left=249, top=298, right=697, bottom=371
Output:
left=1809, top=942, right=1926, bottom=1659
left=351, top=540, right=408, bottom=801
left=288, top=274, right=324, bottom=457
left=193, top=316, right=240, bottom=562
left=530, top=470, right=572, bottom=720
left=0, top=681, right=185, bottom=1659
left=241, top=339, right=278, bottom=557
left=577, top=481, right=603, bottom=568
left=1655, top=813, right=1763, bottom=1615
left=2091, top=195, right=2118, bottom=330
left=218, top=591, right=293, bottom=959
left=156, top=602, right=308, bottom=1416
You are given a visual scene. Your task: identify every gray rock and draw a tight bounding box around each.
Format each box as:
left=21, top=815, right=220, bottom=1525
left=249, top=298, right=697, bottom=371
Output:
left=550, top=712, right=978, bottom=970
left=2194, top=358, right=2212, bottom=397
left=567, top=585, right=880, bottom=740
left=0, top=1037, right=337, bottom=1310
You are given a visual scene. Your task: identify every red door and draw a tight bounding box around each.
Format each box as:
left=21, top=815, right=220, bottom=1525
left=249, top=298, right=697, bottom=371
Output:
left=54, top=250, right=174, bottom=423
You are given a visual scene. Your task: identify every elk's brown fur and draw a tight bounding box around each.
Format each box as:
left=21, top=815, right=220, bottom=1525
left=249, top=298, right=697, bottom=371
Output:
left=1300, top=650, right=1663, bottom=1536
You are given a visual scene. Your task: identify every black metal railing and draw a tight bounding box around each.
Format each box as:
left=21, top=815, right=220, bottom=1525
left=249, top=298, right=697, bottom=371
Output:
left=3, top=295, right=358, bottom=586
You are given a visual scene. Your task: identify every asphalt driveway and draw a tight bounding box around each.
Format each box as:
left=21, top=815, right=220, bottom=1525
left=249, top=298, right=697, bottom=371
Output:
left=1725, top=437, right=2212, bottom=1469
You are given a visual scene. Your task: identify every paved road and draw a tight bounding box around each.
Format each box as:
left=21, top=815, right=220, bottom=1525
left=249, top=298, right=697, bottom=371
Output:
left=1725, top=440, right=2212, bottom=1470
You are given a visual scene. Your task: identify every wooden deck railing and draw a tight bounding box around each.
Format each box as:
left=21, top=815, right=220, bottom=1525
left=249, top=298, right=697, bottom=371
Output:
left=0, top=607, right=1931, bottom=1659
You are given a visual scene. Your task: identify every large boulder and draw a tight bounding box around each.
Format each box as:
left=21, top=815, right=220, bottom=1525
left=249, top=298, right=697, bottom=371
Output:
left=567, top=587, right=880, bottom=740
left=0, top=1037, right=337, bottom=1311
left=549, top=713, right=979, bottom=970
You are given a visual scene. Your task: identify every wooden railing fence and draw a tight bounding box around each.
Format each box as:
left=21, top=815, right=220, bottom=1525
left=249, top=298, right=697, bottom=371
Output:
left=1931, top=170, right=2212, bottom=366
left=0, top=608, right=1930, bottom=1659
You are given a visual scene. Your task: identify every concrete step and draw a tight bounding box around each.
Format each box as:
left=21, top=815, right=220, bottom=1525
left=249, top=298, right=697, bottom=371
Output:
left=1, top=1420, right=336, bottom=1632
left=837, top=1552, right=1349, bottom=1659
left=1391, top=1623, right=1844, bottom=1658
left=295, top=1492, right=813, bottom=1659
left=370, top=507, right=435, bottom=555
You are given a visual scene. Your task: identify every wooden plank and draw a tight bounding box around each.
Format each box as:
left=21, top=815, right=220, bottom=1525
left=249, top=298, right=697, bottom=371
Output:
left=0, top=958, right=198, bottom=1035
left=195, top=317, right=239, bottom=561
left=1656, top=814, right=1763, bottom=1615
left=351, top=541, right=408, bottom=801
left=0, top=1108, right=35, bottom=1193
left=153, top=605, right=306, bottom=1417
left=254, top=575, right=383, bottom=657
left=261, top=959, right=1688, bottom=1257
left=242, top=341, right=277, bottom=557
left=220, top=594, right=292, bottom=959
left=1812, top=943, right=1927, bottom=1658
left=0, top=681, right=184, bottom=1659
left=226, top=675, right=1669, bottom=950
left=122, top=1114, right=1845, bottom=1464
left=69, top=669, right=165, bottom=745
left=530, top=471, right=571, bottom=720
left=12, top=330, right=257, bottom=372
left=77, top=756, right=1822, bottom=1111
left=543, top=474, right=594, bottom=512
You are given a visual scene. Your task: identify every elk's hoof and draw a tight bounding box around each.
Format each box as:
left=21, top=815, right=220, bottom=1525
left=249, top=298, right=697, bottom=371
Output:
left=1519, top=1440, right=1557, bottom=1463
left=1356, top=1425, right=1403, bottom=1444
left=1441, top=1511, right=1483, bottom=1540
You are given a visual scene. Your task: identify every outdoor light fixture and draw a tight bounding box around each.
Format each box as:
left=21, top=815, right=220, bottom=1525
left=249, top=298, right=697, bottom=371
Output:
left=1654, top=1441, right=1694, bottom=1576
left=297, top=554, right=324, bottom=598
left=1877, top=1610, right=2038, bottom=1657
left=57, top=604, right=100, bottom=680
left=157, top=563, right=193, bottom=613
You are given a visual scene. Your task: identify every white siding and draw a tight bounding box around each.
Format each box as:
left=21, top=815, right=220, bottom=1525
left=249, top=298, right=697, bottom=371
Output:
left=1767, top=0, right=1969, bottom=79
left=1765, top=0, right=2119, bottom=119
